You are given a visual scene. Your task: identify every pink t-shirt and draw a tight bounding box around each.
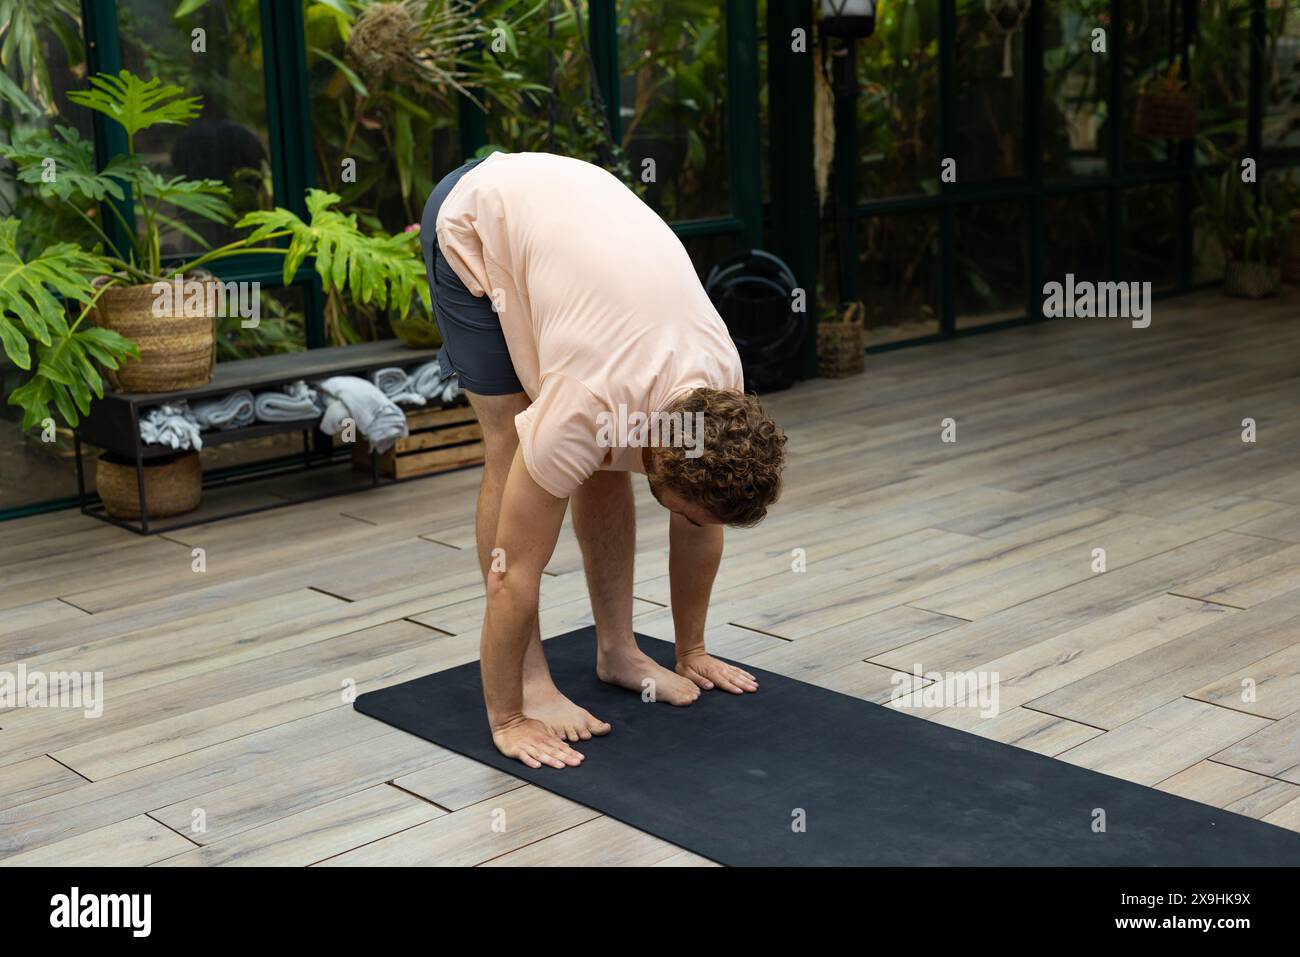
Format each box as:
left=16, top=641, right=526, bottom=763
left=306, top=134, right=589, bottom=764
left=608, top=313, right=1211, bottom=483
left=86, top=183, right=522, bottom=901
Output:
left=436, top=152, right=743, bottom=498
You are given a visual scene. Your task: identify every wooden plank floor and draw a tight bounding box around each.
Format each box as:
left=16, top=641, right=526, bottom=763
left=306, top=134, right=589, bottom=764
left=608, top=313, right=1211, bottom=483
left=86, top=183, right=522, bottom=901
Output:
left=2, top=288, right=1299, bottom=866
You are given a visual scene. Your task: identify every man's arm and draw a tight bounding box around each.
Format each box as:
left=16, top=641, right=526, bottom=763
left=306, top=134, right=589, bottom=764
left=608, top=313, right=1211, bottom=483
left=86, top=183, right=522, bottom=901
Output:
left=668, top=511, right=759, bottom=694
left=481, top=446, right=580, bottom=768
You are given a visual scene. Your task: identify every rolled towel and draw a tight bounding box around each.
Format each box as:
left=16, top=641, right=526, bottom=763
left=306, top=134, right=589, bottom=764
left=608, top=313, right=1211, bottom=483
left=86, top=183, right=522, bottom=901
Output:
left=372, top=366, right=425, bottom=406
left=140, top=402, right=203, bottom=451
left=410, top=360, right=450, bottom=401
left=254, top=380, right=322, bottom=423
left=440, top=374, right=463, bottom=406
left=316, top=375, right=409, bottom=455
left=191, top=390, right=255, bottom=430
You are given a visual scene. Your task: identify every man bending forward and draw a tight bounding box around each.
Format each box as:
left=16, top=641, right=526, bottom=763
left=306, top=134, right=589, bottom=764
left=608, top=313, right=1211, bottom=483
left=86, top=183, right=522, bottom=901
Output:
left=420, top=152, right=786, bottom=770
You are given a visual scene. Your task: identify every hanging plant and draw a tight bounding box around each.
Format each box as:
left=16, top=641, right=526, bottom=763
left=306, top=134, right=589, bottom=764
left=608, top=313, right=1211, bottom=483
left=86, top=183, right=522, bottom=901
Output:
left=985, top=0, right=1032, bottom=79
left=1134, top=63, right=1198, bottom=140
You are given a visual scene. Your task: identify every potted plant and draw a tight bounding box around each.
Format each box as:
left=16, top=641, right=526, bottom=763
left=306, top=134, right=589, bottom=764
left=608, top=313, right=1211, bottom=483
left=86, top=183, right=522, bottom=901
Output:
left=1192, top=171, right=1287, bottom=299
left=2, top=69, right=429, bottom=429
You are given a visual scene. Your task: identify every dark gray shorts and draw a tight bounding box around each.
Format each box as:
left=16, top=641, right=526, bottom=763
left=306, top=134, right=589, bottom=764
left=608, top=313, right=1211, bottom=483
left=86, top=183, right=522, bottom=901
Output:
left=419, top=157, right=524, bottom=396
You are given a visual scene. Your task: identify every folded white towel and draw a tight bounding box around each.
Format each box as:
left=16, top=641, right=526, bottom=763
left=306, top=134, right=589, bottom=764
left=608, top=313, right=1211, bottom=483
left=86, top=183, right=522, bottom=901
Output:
left=191, top=390, right=255, bottom=430
left=254, top=380, right=322, bottom=422
left=140, top=402, right=203, bottom=451
left=372, top=366, right=425, bottom=407
left=316, top=375, right=409, bottom=454
left=410, top=361, right=449, bottom=400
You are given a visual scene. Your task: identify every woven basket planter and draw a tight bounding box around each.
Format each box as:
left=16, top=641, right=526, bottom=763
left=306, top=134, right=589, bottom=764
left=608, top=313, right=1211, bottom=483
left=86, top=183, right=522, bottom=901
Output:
left=91, top=273, right=217, bottom=393
left=1284, top=211, right=1300, bottom=283
left=1223, top=260, right=1279, bottom=299
left=817, top=302, right=865, bottom=378
left=97, top=450, right=202, bottom=520
left=1134, top=88, right=1198, bottom=140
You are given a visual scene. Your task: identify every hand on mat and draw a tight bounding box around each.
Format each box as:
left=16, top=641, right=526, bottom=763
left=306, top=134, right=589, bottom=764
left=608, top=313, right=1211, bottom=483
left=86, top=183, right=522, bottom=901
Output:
left=492, top=717, right=585, bottom=769
left=675, top=652, right=759, bottom=694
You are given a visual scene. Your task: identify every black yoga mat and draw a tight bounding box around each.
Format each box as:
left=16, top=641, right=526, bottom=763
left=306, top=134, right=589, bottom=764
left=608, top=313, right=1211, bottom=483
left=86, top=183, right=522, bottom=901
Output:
left=355, top=627, right=1300, bottom=866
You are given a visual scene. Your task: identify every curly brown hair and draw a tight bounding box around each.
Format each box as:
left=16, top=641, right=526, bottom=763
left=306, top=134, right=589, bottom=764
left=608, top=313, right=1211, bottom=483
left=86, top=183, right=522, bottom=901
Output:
left=646, top=388, right=787, bottom=528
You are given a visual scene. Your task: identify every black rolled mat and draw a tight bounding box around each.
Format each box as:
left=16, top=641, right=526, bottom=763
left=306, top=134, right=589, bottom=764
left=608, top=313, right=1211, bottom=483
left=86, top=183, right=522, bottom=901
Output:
left=354, top=627, right=1300, bottom=866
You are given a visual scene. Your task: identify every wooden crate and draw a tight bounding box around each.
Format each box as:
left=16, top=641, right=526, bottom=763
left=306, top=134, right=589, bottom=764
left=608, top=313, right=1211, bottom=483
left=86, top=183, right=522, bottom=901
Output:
left=352, top=404, right=484, bottom=479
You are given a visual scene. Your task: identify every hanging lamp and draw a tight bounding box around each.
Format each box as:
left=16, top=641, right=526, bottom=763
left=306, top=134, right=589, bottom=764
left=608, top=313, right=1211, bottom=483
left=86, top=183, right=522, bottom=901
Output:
left=984, top=0, right=1032, bottom=78
left=819, top=0, right=877, bottom=40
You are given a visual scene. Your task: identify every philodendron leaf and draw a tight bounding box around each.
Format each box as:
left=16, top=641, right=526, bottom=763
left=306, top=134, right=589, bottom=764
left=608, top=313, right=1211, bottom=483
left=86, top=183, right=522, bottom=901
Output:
left=7, top=323, right=137, bottom=429
left=235, top=189, right=428, bottom=317
left=0, top=125, right=142, bottom=203
left=0, top=215, right=124, bottom=429
left=66, top=70, right=202, bottom=143
left=137, top=169, right=235, bottom=225
left=0, top=218, right=105, bottom=357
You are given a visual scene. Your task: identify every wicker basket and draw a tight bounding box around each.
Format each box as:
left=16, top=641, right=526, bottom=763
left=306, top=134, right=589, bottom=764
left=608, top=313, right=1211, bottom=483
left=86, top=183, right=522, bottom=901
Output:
left=96, top=450, right=202, bottom=520
left=1284, top=210, right=1300, bottom=283
left=92, top=273, right=217, bottom=393
left=1223, top=260, right=1279, bottom=299
left=1134, top=87, right=1198, bottom=140
left=817, top=301, right=866, bottom=378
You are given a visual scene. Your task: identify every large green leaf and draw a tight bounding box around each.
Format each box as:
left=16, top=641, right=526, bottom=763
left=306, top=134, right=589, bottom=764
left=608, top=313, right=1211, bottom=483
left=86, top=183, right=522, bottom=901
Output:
left=237, top=189, right=428, bottom=317
left=0, top=67, right=39, bottom=117
left=66, top=70, right=202, bottom=145
left=0, top=216, right=132, bottom=429
left=0, top=218, right=107, bottom=367
left=0, top=125, right=143, bottom=204
left=7, top=321, right=138, bottom=429
left=137, top=169, right=235, bottom=225
left=0, top=0, right=82, bottom=115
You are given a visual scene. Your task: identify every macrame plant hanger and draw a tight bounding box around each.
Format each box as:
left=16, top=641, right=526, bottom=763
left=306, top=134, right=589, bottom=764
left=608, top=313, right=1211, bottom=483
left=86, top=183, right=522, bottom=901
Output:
left=985, top=0, right=1032, bottom=79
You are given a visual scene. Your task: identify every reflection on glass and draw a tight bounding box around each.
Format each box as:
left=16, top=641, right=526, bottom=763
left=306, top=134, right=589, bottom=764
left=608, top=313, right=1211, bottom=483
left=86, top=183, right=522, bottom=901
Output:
left=305, top=0, right=464, bottom=229
left=1044, top=1, right=1109, bottom=177
left=619, top=0, right=729, bottom=220
left=853, top=212, right=941, bottom=345
left=1043, top=192, right=1107, bottom=299
left=119, top=0, right=273, bottom=253
left=1122, top=184, right=1179, bottom=289
left=857, top=0, right=940, bottom=200
left=217, top=285, right=308, bottom=361
left=1123, top=0, right=1175, bottom=164
left=953, top=0, right=1027, bottom=181
left=1264, top=0, right=1300, bottom=148
left=0, top=3, right=89, bottom=509
left=955, top=200, right=1026, bottom=325
left=0, top=6, right=94, bottom=253
left=479, top=4, right=602, bottom=164
left=1192, top=0, right=1250, bottom=163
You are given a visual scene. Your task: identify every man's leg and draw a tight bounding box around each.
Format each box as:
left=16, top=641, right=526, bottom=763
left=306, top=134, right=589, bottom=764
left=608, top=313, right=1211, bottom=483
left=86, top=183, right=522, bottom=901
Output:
left=571, top=470, right=701, bottom=706
left=467, top=390, right=610, bottom=741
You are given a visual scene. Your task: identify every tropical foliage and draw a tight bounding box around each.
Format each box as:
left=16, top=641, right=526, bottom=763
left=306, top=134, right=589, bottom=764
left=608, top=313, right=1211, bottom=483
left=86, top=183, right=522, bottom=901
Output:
left=1, top=68, right=427, bottom=429
left=1193, top=169, right=1292, bottom=267
left=0, top=219, right=136, bottom=430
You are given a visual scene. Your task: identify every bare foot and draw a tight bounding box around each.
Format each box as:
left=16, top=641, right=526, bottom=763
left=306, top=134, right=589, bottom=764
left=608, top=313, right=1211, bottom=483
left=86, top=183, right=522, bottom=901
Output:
left=524, top=681, right=611, bottom=742
left=597, top=645, right=702, bottom=706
